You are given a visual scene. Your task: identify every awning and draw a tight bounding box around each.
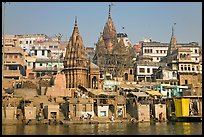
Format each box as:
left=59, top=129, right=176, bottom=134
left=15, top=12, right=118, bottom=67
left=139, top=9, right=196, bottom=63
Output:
left=118, top=84, right=135, bottom=90
left=130, top=92, right=149, bottom=97
left=145, top=90, right=164, bottom=96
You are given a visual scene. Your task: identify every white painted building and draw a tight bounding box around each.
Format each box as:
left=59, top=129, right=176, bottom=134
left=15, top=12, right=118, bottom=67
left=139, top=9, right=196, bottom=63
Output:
left=16, top=34, right=49, bottom=54
left=142, top=41, right=169, bottom=62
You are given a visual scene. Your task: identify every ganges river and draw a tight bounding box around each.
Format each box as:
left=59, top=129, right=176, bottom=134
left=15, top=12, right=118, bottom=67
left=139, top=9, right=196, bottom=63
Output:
left=2, top=122, right=202, bottom=135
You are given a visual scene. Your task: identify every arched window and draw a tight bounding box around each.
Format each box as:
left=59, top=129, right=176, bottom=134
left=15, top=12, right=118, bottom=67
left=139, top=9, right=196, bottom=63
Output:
left=92, top=76, right=98, bottom=89
left=130, top=69, right=132, bottom=75
left=180, top=54, right=183, bottom=59
left=124, top=73, right=128, bottom=81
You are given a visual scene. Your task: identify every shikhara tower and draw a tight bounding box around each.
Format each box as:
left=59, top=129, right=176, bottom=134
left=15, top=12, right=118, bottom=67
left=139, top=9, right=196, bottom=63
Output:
left=93, top=4, right=135, bottom=81
left=63, top=17, right=88, bottom=88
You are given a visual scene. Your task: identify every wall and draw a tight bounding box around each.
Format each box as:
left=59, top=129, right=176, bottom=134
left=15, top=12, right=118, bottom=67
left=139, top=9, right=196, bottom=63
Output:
left=137, top=104, right=150, bottom=122
left=24, top=107, right=36, bottom=119
left=154, top=104, right=166, bottom=120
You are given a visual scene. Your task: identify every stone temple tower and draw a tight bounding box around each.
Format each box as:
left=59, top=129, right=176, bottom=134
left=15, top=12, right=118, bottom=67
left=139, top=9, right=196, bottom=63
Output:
left=102, top=4, right=118, bottom=53
left=63, top=17, right=88, bottom=88
left=167, top=23, right=177, bottom=56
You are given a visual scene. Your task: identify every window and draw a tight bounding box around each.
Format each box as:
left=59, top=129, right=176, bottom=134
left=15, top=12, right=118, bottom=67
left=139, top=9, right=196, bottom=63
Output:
left=184, top=65, right=187, bottom=71
left=30, top=41, right=32, bottom=44
left=49, top=45, right=53, bottom=48
left=100, top=111, right=107, bottom=116
left=180, top=54, right=183, bottom=59
left=14, top=55, right=18, bottom=58
left=192, top=67, right=195, bottom=71
left=147, top=68, right=150, bottom=73
left=54, top=46, right=58, bottom=48
left=100, top=73, right=103, bottom=78
left=157, top=57, right=159, bottom=60
left=195, top=49, right=198, bottom=53
left=42, top=50, right=45, bottom=56
left=139, top=68, right=145, bottom=73
left=130, top=69, right=133, bottom=75
left=184, top=54, right=187, bottom=59
left=27, top=62, right=31, bottom=66
left=35, top=50, right=37, bottom=55
left=185, top=80, right=188, bottom=85
left=181, top=65, right=183, bottom=71
left=26, top=41, right=28, bottom=44
left=195, top=58, right=197, bottom=61
left=150, top=49, right=152, bottom=53
left=40, top=63, right=42, bottom=66
left=188, top=65, right=190, bottom=71
left=156, top=50, right=159, bottom=53
left=20, top=41, right=22, bottom=44
left=164, top=50, right=166, bottom=53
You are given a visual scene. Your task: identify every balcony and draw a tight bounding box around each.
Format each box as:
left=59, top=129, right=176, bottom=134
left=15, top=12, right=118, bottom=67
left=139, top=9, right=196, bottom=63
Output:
left=3, top=70, right=21, bottom=77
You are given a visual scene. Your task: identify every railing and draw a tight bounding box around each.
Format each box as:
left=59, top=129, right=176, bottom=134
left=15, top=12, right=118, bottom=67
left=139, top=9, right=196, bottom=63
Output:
left=3, top=70, right=21, bottom=76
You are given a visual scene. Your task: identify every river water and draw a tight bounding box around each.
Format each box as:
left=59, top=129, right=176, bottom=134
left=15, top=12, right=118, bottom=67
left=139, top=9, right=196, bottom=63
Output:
left=2, top=122, right=202, bottom=135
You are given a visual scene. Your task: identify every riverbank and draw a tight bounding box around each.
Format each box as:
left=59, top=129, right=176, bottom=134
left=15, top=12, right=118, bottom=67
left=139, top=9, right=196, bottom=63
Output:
left=2, top=117, right=159, bottom=126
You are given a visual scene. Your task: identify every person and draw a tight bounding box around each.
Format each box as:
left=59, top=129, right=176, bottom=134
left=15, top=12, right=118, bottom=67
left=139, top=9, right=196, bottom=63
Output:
left=159, top=112, right=163, bottom=121
left=16, top=112, right=20, bottom=120
left=111, top=114, right=114, bottom=121
left=77, top=91, right=81, bottom=98
left=130, top=117, right=135, bottom=123
left=68, top=111, right=71, bottom=121
left=82, top=93, right=86, bottom=98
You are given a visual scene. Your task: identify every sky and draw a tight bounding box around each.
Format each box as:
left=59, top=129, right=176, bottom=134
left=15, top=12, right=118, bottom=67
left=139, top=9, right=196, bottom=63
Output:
left=2, top=2, right=202, bottom=47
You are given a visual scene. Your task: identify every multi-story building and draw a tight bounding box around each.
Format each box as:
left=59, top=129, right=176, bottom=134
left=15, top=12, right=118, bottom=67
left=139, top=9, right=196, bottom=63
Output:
left=151, top=66, right=178, bottom=85
left=134, top=55, right=166, bottom=82
left=15, top=34, right=49, bottom=54
left=2, top=35, right=18, bottom=47
left=32, top=40, right=67, bottom=59
left=3, top=44, right=26, bottom=79
left=142, top=41, right=169, bottom=62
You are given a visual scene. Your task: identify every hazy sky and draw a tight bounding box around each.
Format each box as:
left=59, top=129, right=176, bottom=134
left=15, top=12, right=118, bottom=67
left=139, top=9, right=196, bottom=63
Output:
left=2, top=2, right=202, bottom=47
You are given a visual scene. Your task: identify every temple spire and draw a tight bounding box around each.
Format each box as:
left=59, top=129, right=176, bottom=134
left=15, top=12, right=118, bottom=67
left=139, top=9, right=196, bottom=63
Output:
left=75, top=16, right=78, bottom=27
left=167, top=23, right=177, bottom=56
left=108, top=3, right=114, bottom=18
left=108, top=4, right=111, bottom=18
left=172, top=23, right=176, bottom=36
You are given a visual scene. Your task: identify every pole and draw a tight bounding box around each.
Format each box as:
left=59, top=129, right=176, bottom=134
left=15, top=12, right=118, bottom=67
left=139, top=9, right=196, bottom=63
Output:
left=2, top=2, right=6, bottom=83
